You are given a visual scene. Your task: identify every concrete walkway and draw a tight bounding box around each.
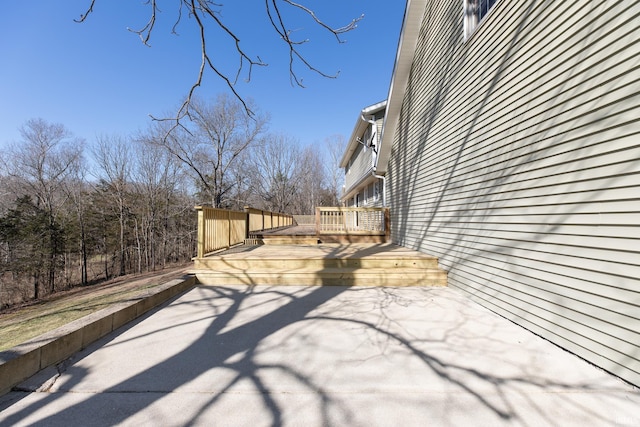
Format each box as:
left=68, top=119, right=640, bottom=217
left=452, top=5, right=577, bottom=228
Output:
left=1, top=285, right=638, bottom=426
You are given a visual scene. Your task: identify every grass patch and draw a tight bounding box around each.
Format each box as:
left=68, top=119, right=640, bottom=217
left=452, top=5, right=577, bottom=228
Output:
left=0, top=267, right=189, bottom=352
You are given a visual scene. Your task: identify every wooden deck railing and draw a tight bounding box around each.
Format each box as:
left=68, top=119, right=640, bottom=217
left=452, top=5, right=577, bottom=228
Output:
left=195, top=206, right=293, bottom=258
left=292, top=215, right=315, bottom=226
left=245, top=207, right=294, bottom=233
left=315, top=207, right=390, bottom=237
left=196, top=206, right=388, bottom=257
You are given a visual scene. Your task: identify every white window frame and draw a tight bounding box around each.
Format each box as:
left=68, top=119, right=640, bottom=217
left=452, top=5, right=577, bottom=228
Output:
left=464, top=0, right=498, bottom=41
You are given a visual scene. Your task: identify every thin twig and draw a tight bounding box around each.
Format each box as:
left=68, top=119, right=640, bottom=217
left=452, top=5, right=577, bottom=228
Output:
left=74, top=0, right=96, bottom=22
left=127, top=0, right=158, bottom=46
left=283, top=0, right=362, bottom=41
left=76, top=0, right=361, bottom=127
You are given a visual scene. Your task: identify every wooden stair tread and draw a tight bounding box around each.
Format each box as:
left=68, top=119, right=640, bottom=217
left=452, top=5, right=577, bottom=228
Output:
left=193, top=243, right=448, bottom=287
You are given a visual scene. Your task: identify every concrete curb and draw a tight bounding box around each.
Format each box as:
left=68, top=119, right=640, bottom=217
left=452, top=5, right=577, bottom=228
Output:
left=0, top=275, right=197, bottom=396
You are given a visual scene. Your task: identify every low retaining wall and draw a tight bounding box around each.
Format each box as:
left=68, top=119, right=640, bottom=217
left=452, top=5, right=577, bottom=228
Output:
left=0, top=275, right=197, bottom=396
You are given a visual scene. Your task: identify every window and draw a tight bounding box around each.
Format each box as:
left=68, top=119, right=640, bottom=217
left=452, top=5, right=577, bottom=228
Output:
left=464, top=0, right=498, bottom=40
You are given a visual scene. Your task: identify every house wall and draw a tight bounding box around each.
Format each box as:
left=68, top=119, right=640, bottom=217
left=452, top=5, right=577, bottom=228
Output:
left=344, top=142, right=374, bottom=195
left=344, top=181, right=384, bottom=208
left=386, top=0, right=640, bottom=385
left=373, top=111, right=385, bottom=147
left=367, top=181, right=383, bottom=207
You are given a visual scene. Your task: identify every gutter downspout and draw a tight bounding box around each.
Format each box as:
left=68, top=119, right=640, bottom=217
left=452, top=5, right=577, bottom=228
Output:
left=362, top=114, right=387, bottom=207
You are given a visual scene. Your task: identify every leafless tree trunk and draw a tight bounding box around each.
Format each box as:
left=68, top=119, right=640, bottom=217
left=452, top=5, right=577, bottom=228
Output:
left=132, top=139, right=184, bottom=271
left=93, top=135, right=132, bottom=277
left=64, top=175, right=90, bottom=286
left=295, top=145, right=329, bottom=214
left=324, top=134, right=346, bottom=206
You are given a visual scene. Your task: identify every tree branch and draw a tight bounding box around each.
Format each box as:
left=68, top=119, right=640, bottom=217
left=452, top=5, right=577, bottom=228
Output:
left=76, top=1, right=361, bottom=122
left=282, top=0, right=362, bottom=41
left=265, top=0, right=363, bottom=87
left=127, top=0, right=158, bottom=46
left=75, top=0, right=96, bottom=23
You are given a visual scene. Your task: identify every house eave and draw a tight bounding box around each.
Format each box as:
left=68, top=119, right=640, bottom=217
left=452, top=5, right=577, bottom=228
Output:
left=339, top=101, right=388, bottom=168
left=375, top=0, right=428, bottom=175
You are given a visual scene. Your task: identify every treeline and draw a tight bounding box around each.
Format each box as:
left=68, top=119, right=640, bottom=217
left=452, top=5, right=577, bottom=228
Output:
left=0, top=94, right=343, bottom=308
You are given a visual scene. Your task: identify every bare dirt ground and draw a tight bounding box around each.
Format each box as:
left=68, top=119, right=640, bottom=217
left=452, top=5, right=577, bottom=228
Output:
left=0, top=264, right=191, bottom=351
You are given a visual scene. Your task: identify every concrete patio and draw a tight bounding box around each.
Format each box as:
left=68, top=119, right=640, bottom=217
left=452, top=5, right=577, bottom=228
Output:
left=1, top=284, right=638, bottom=426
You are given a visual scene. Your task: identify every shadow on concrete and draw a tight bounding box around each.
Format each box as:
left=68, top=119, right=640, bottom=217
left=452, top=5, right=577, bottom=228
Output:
left=0, top=245, right=638, bottom=425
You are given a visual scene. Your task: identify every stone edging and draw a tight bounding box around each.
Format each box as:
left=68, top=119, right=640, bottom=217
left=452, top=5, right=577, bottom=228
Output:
left=0, top=275, right=197, bottom=396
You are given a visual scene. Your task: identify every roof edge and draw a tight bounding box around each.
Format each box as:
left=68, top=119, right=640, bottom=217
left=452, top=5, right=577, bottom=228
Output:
left=375, top=0, right=428, bottom=175
left=339, top=100, right=388, bottom=168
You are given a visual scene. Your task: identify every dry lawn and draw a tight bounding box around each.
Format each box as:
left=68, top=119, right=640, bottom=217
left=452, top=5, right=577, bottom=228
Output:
left=0, top=265, right=190, bottom=352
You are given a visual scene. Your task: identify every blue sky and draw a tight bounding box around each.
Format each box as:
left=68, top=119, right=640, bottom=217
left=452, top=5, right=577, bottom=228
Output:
left=0, top=1, right=405, bottom=149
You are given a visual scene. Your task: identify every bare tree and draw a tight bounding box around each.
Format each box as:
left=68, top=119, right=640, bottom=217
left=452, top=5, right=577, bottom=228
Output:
left=1, top=118, right=84, bottom=296
left=0, top=120, right=202, bottom=308
left=294, top=145, right=328, bottom=214
left=93, top=135, right=133, bottom=277
left=324, top=134, right=346, bottom=206
left=224, top=148, right=255, bottom=210
left=146, top=94, right=268, bottom=208
left=132, top=139, right=184, bottom=271
left=76, top=1, right=362, bottom=118
left=250, top=133, right=301, bottom=213
left=62, top=159, right=90, bottom=286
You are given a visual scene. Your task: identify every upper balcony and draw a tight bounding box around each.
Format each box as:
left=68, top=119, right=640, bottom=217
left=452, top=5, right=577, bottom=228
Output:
left=340, top=101, right=387, bottom=205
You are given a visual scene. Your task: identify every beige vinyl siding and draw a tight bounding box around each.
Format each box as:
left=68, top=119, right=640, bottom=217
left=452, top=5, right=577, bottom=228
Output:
left=344, top=143, right=375, bottom=196
left=386, top=0, right=640, bottom=386
left=365, top=181, right=384, bottom=207
left=375, top=113, right=385, bottom=144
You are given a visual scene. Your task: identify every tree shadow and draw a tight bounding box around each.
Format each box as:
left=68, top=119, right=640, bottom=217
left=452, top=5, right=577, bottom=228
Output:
left=385, top=0, right=640, bottom=386
left=392, top=0, right=540, bottom=250
left=1, top=245, right=637, bottom=426
left=0, top=245, right=355, bottom=426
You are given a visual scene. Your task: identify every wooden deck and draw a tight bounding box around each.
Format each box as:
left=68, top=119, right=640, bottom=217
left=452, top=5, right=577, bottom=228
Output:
left=192, top=243, right=448, bottom=287
left=248, top=225, right=389, bottom=245
left=246, top=225, right=320, bottom=245
left=256, top=225, right=316, bottom=236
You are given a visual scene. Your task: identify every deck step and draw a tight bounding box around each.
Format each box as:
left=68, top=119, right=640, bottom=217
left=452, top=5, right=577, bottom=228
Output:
left=194, top=256, right=439, bottom=270
left=192, top=244, right=448, bottom=287
left=192, top=267, right=447, bottom=287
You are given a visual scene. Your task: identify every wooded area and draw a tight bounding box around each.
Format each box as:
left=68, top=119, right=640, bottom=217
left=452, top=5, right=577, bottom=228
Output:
left=0, top=95, right=343, bottom=309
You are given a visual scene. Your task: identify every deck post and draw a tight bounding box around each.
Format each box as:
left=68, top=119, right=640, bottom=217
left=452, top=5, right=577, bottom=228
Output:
left=227, top=209, right=231, bottom=249
left=196, top=206, right=204, bottom=259
left=244, top=206, right=250, bottom=238
left=342, top=208, right=349, bottom=232
left=315, top=207, right=321, bottom=237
